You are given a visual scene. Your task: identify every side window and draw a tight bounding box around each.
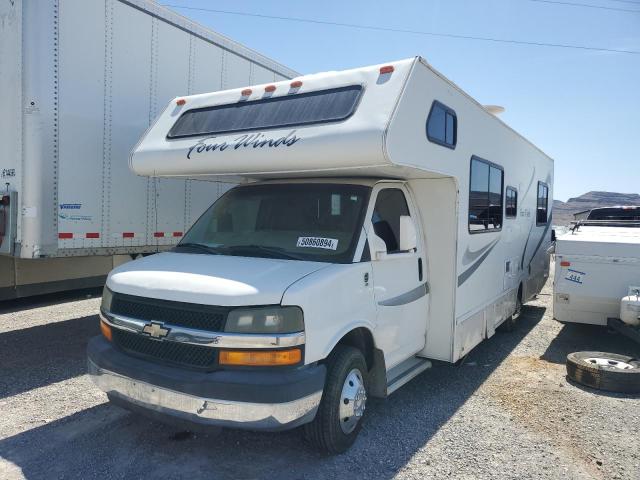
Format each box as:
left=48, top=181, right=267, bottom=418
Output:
left=506, top=187, right=518, bottom=218
left=537, top=182, right=549, bottom=225
left=469, top=157, right=504, bottom=232
left=426, top=101, right=457, bottom=149
left=371, top=188, right=410, bottom=254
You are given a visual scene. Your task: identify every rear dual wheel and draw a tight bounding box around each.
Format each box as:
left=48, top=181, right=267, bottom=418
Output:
left=498, top=292, right=522, bottom=333
left=305, top=346, right=368, bottom=454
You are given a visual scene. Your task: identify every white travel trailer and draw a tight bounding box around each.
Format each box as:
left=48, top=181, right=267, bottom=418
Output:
left=554, top=207, right=640, bottom=333
left=0, top=0, right=296, bottom=300
left=88, top=57, right=554, bottom=453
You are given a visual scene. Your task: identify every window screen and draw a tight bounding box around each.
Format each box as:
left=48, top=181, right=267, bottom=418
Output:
left=168, top=85, right=363, bottom=139
left=537, top=182, right=549, bottom=225
left=469, top=157, right=503, bottom=232
left=506, top=187, right=518, bottom=218
left=426, top=101, right=457, bottom=148
left=371, top=189, right=410, bottom=254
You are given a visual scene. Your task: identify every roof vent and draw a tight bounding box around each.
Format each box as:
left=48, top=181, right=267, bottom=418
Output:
left=484, top=105, right=505, bottom=116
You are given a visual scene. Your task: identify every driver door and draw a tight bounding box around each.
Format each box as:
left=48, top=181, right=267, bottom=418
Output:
left=366, top=184, right=428, bottom=369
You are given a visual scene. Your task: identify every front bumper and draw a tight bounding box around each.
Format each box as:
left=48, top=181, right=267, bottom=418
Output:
left=87, top=336, right=325, bottom=431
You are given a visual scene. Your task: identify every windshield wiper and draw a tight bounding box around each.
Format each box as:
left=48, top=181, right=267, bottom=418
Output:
left=173, top=242, right=222, bottom=255
left=221, top=245, right=303, bottom=260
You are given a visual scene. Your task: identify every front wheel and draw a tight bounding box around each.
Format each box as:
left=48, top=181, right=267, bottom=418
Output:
left=304, top=346, right=368, bottom=454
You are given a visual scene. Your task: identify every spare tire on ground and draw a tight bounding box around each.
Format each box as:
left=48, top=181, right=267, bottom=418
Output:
left=566, top=351, right=640, bottom=394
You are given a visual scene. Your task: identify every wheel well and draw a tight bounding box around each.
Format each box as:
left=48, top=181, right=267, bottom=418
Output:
left=335, top=328, right=375, bottom=369
left=332, top=327, right=387, bottom=398
left=518, top=282, right=523, bottom=302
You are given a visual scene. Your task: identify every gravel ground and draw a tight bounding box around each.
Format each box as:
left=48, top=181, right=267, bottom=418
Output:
left=1, top=266, right=639, bottom=480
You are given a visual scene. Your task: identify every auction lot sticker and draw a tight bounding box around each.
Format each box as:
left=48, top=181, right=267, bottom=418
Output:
left=296, top=236, right=338, bottom=250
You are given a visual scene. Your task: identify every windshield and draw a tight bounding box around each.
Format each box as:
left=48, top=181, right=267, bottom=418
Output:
left=178, top=183, right=371, bottom=263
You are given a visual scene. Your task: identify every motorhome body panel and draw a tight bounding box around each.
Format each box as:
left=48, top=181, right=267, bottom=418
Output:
left=386, top=59, right=553, bottom=360
left=0, top=0, right=296, bottom=261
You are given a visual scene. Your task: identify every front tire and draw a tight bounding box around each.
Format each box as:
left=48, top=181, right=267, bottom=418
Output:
left=304, top=346, right=368, bottom=454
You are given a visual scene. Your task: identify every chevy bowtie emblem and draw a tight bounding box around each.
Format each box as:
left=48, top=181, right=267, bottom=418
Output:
left=142, top=321, right=170, bottom=339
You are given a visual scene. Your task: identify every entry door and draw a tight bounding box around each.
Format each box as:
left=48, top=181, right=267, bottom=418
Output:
left=367, top=185, right=428, bottom=368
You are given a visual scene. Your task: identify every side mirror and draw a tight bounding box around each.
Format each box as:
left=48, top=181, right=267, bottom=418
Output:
left=551, top=229, right=556, bottom=242
left=369, top=232, right=388, bottom=261
left=399, top=215, right=417, bottom=252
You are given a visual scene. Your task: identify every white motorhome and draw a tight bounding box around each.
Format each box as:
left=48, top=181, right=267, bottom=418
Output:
left=0, top=0, right=296, bottom=300
left=554, top=206, right=640, bottom=331
left=88, top=57, right=554, bottom=452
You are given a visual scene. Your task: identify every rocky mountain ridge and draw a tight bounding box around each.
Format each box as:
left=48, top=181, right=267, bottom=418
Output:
left=553, top=191, right=640, bottom=225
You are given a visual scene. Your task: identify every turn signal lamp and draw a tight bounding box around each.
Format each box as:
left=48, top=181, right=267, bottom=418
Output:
left=219, top=348, right=301, bottom=367
left=100, top=320, right=113, bottom=342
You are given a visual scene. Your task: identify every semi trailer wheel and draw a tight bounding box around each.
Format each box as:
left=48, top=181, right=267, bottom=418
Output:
left=566, top=351, right=640, bottom=394
left=305, top=345, right=368, bottom=454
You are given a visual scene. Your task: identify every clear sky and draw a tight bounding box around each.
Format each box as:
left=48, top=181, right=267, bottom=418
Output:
left=164, top=0, right=639, bottom=201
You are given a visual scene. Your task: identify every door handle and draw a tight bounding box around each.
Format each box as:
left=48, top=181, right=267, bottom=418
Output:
left=418, top=257, right=423, bottom=282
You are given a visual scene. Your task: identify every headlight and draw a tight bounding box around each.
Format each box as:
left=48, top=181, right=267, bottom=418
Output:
left=224, top=306, right=304, bottom=334
left=101, top=287, right=113, bottom=312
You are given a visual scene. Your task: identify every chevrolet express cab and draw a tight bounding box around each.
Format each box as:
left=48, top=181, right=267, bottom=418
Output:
left=88, top=57, right=554, bottom=453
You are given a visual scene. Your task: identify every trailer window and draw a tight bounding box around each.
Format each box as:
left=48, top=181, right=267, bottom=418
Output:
left=426, top=101, right=457, bottom=149
left=506, top=187, right=518, bottom=218
left=537, top=182, right=549, bottom=225
left=167, top=85, right=363, bottom=139
left=469, top=157, right=503, bottom=232
left=587, top=207, right=640, bottom=221
left=371, top=189, right=410, bottom=254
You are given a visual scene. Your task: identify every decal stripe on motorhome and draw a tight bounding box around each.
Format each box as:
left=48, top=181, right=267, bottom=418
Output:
left=378, top=283, right=429, bottom=306
left=458, top=241, right=499, bottom=287
left=527, top=212, right=553, bottom=269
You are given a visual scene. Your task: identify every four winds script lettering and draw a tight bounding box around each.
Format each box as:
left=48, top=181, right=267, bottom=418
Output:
left=187, top=130, right=300, bottom=159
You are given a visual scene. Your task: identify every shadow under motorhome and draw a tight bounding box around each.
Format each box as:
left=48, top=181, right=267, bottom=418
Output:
left=88, top=57, right=554, bottom=453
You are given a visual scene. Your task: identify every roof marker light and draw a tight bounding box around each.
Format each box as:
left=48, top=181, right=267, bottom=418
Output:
left=265, top=85, right=276, bottom=92
left=560, top=261, right=571, bottom=267
left=379, top=65, right=394, bottom=74
left=290, top=80, right=303, bottom=88
left=176, top=98, right=186, bottom=106
left=241, top=88, right=252, bottom=96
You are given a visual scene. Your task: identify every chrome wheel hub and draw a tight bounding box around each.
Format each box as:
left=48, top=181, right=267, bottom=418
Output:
left=585, top=357, right=635, bottom=370
left=339, top=368, right=366, bottom=434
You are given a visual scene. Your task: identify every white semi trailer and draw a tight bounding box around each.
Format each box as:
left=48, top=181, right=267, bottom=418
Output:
left=0, top=0, right=296, bottom=300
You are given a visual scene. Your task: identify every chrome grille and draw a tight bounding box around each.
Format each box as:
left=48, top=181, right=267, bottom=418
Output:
left=110, top=293, right=230, bottom=332
left=112, top=329, right=216, bottom=369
